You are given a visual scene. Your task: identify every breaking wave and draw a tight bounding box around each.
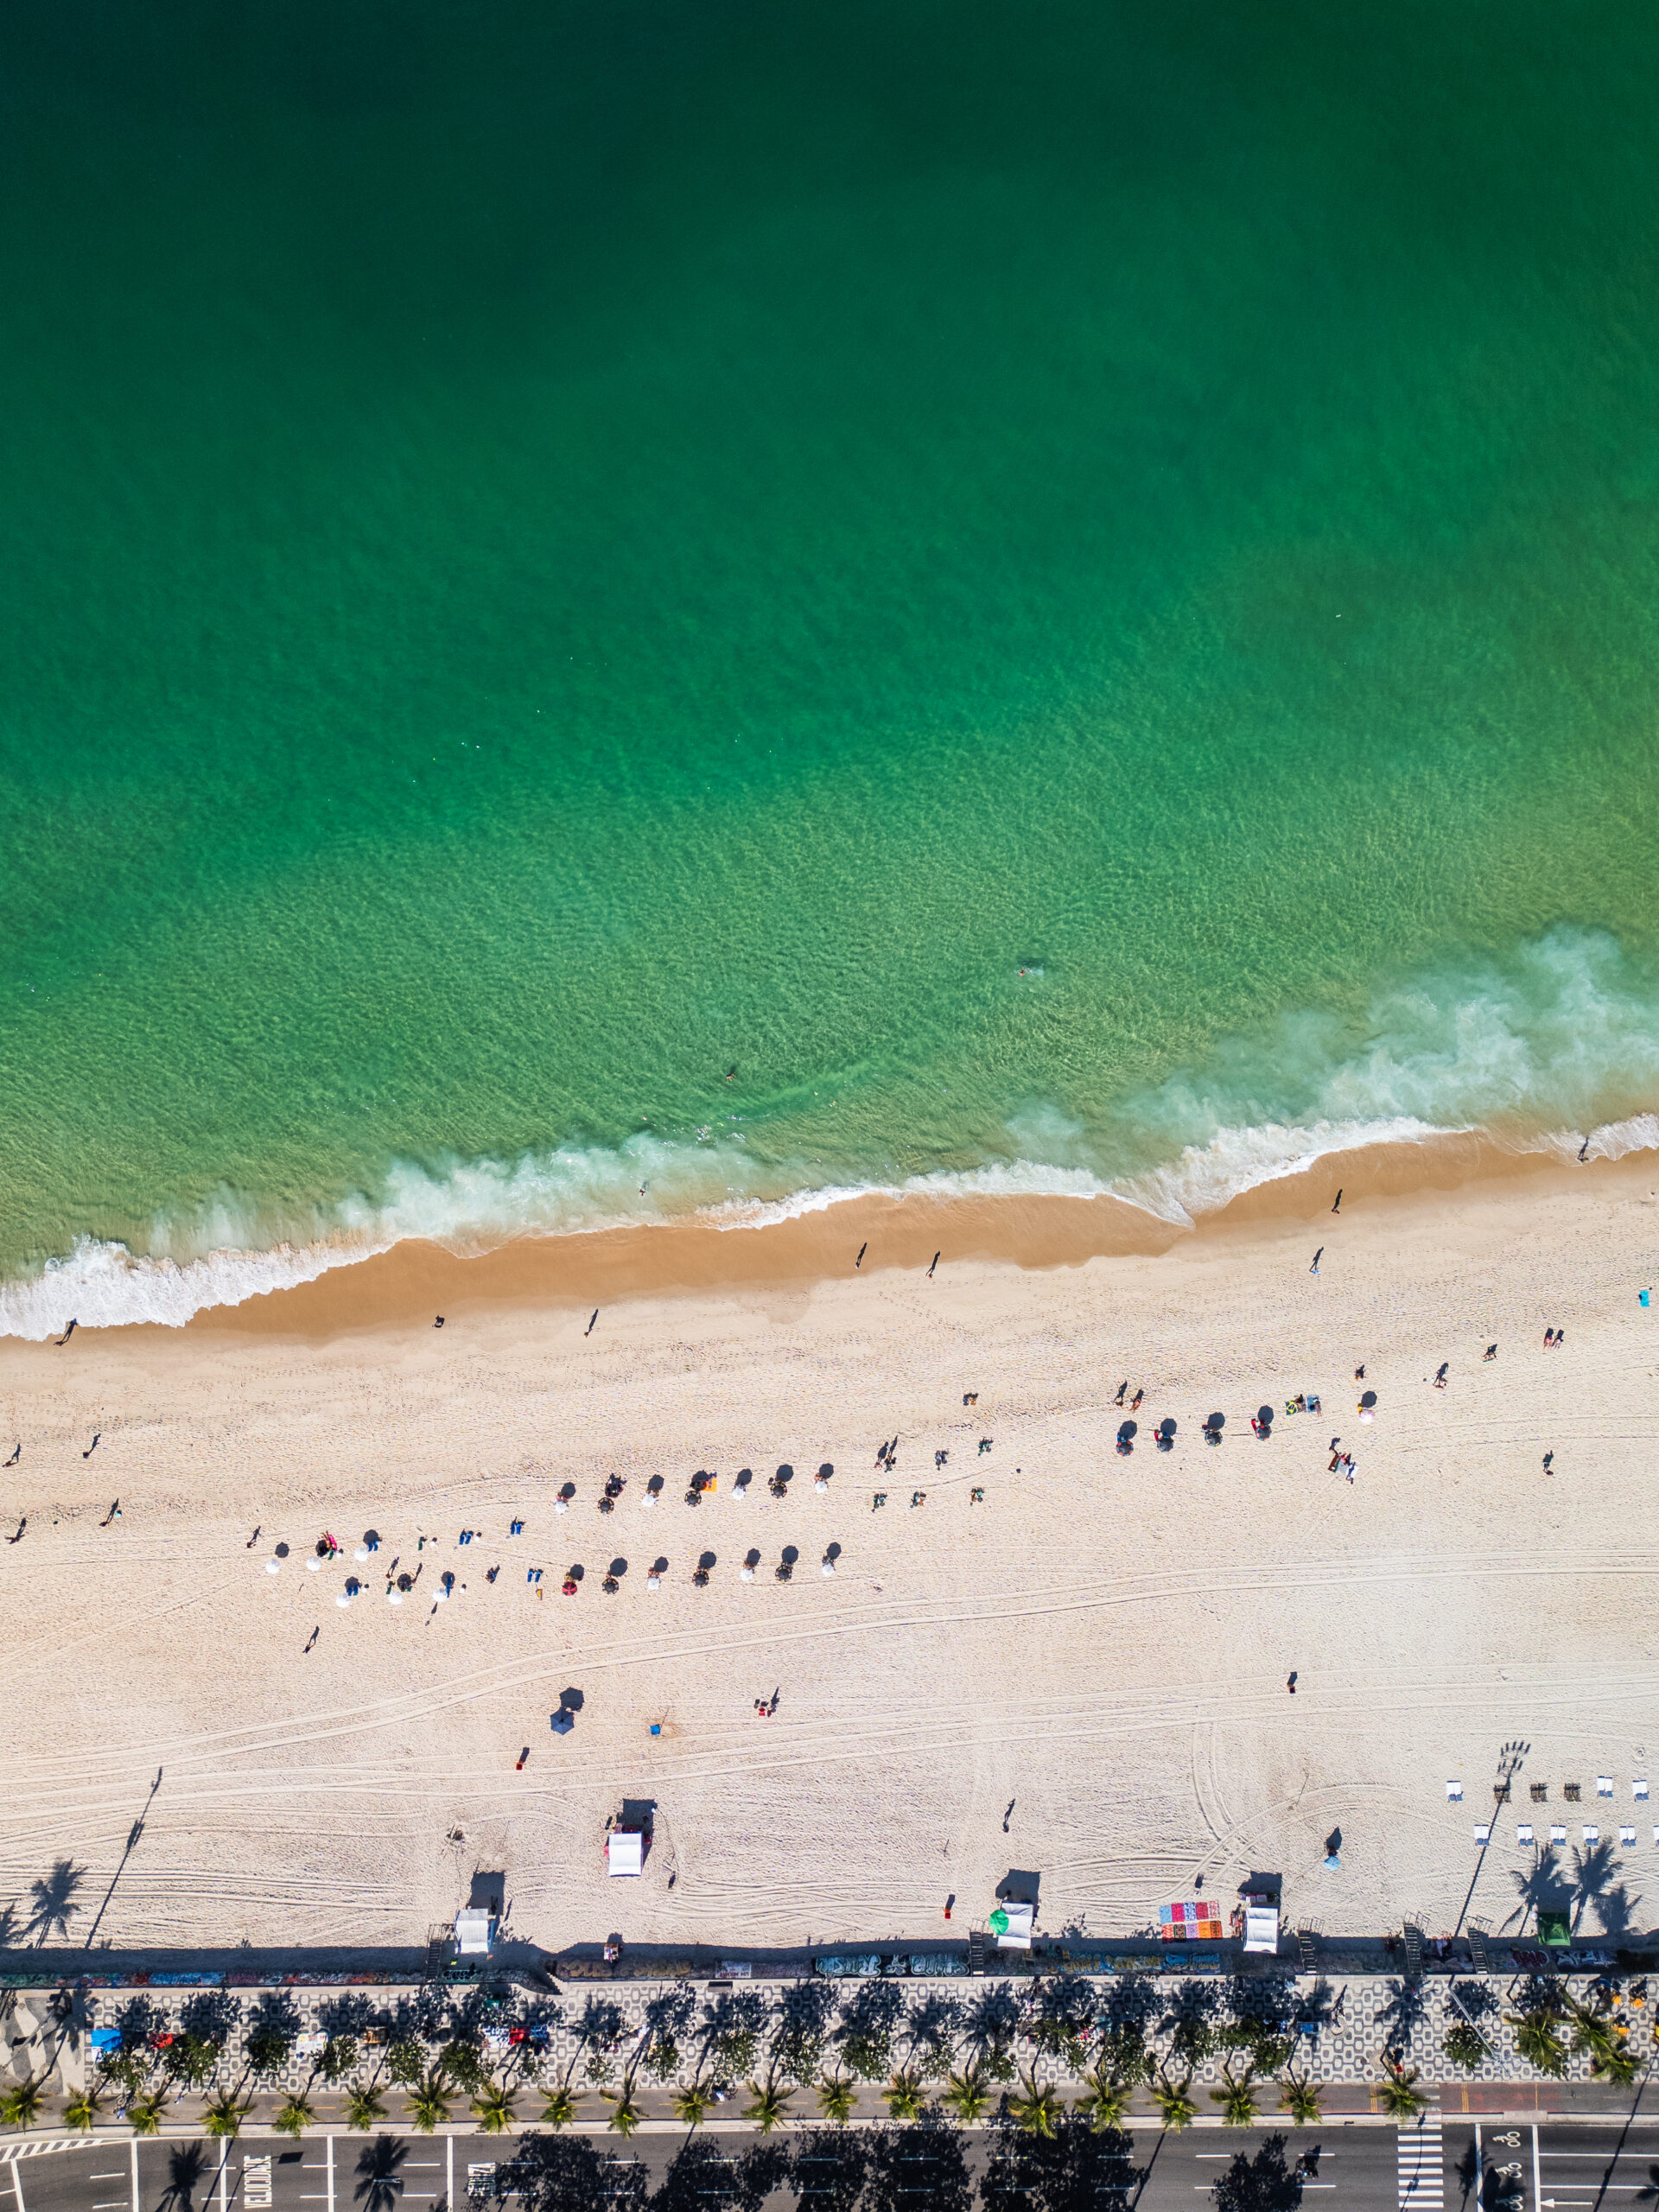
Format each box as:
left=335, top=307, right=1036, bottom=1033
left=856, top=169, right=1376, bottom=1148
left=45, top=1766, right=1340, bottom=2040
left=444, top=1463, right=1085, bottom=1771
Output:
left=3, top=926, right=1656, bottom=1337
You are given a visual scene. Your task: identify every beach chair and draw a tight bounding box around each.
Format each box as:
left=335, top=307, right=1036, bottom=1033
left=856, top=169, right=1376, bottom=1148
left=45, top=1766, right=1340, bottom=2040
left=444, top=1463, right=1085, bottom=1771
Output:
left=1473, top=1824, right=1490, bottom=1846
left=1583, top=1825, right=1600, bottom=1844
left=1598, top=1776, right=1613, bottom=1797
left=1635, top=1779, right=1649, bottom=1801
left=1446, top=1780, right=1463, bottom=1802
left=1516, top=1824, right=1534, bottom=1846
left=1550, top=1825, right=1567, bottom=1846
left=1619, top=1827, right=1636, bottom=1847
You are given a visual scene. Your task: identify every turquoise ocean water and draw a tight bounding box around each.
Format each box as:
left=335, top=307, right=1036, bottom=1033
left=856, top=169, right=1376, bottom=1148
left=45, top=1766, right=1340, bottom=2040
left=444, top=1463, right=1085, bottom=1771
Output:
left=4, top=0, right=1659, bottom=1332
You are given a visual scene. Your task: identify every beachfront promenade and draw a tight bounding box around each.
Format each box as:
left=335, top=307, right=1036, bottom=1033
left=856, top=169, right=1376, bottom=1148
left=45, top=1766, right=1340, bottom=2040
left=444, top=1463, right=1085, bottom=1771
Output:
left=5, top=1943, right=1656, bottom=2145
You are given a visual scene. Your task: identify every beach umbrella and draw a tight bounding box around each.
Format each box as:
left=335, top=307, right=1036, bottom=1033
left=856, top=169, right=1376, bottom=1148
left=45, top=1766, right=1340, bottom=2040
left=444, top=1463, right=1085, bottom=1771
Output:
left=988, top=1907, right=1009, bottom=1936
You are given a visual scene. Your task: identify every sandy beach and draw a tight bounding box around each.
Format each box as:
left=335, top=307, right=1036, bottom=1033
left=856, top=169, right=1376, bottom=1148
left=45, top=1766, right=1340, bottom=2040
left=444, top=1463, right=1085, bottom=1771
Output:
left=3, top=1149, right=1656, bottom=1957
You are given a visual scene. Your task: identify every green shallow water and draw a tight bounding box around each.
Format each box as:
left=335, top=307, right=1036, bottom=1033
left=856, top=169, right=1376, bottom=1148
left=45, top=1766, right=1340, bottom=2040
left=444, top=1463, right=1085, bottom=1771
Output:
left=3, top=0, right=1659, bottom=1326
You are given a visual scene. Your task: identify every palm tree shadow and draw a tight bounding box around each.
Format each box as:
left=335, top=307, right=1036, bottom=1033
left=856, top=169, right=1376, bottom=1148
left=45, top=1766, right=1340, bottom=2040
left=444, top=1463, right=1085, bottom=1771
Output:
left=354, top=2137, right=408, bottom=2212
left=26, top=1859, right=86, bottom=1946
left=1504, top=1846, right=1570, bottom=1936
left=158, top=2144, right=212, bottom=2212
left=1570, top=1841, right=1637, bottom=1936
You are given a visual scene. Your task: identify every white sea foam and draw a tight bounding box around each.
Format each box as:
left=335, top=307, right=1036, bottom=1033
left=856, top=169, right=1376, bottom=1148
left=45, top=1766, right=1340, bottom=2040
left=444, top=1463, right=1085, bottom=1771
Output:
left=3, top=926, right=1656, bottom=1338
left=1108, top=1114, right=1463, bottom=1226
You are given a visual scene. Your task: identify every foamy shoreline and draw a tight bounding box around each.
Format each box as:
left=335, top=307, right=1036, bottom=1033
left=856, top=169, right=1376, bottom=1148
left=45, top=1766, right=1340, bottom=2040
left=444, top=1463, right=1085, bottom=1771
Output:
left=4, top=1112, right=1657, bottom=1341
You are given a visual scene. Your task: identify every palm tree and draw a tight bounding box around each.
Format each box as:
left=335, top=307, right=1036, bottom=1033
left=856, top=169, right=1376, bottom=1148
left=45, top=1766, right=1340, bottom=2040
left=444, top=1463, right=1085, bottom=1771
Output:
left=1, top=2076, right=46, bottom=2129
left=1279, top=2071, right=1324, bottom=2126
left=1212, top=2063, right=1258, bottom=2126
left=941, top=2065, right=992, bottom=2126
left=1007, top=2072, right=1062, bottom=2140
left=817, top=2072, right=857, bottom=2124
left=1507, top=2009, right=1568, bottom=2080
left=472, top=2081, right=517, bottom=2136
left=743, top=2075, right=793, bottom=2133
left=344, top=2085, right=387, bottom=2131
left=883, top=2068, right=925, bottom=2122
left=1075, top=2063, right=1132, bottom=2133
left=539, top=2082, right=579, bottom=2131
left=63, top=2086, right=104, bottom=2133
left=273, top=2094, right=317, bottom=2139
left=125, top=2092, right=169, bottom=2137
left=405, top=2072, right=452, bottom=2133
left=1376, top=2065, right=1427, bottom=2120
left=671, top=2081, right=713, bottom=2130
left=601, top=2075, right=642, bottom=2139
left=1590, top=2042, right=1643, bottom=2089
left=202, top=2090, right=251, bottom=2140
left=1150, top=2069, right=1198, bottom=2133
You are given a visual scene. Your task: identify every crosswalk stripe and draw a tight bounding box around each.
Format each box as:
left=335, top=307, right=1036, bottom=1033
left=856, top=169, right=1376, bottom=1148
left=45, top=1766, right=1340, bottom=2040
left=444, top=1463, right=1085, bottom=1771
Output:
left=1399, top=2109, right=1445, bottom=2212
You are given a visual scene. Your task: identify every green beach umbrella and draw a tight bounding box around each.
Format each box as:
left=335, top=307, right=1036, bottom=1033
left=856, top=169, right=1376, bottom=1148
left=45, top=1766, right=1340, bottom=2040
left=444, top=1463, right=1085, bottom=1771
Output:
left=988, top=1907, right=1009, bottom=1936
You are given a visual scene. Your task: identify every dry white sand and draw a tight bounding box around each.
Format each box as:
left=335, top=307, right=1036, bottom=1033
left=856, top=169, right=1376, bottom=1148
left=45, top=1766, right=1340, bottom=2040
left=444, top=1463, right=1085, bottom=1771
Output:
left=3, top=1158, right=1657, bottom=1955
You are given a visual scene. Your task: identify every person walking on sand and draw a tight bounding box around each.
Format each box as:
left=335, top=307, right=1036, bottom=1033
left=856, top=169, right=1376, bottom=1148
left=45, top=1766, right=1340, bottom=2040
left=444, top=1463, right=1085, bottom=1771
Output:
left=1310, top=1247, right=1323, bottom=1274
left=82, top=1433, right=99, bottom=1459
left=1434, top=1362, right=1448, bottom=1388
left=1130, top=1388, right=1144, bottom=1411
left=3, top=1443, right=17, bottom=1466
left=1114, top=1381, right=1127, bottom=1406
left=1332, top=1189, right=1343, bottom=1214
left=586, top=1309, right=599, bottom=1336
left=928, top=1250, right=939, bottom=1278
left=102, top=1501, right=121, bottom=1527
left=855, top=1243, right=867, bottom=1269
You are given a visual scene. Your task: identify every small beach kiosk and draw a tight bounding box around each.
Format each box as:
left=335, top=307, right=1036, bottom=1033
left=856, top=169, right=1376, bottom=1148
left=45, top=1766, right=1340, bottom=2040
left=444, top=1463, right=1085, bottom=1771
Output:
left=1241, top=1894, right=1281, bottom=1955
left=454, top=1906, right=494, bottom=1956
left=988, top=1900, right=1034, bottom=1950
left=607, top=1827, right=645, bottom=1877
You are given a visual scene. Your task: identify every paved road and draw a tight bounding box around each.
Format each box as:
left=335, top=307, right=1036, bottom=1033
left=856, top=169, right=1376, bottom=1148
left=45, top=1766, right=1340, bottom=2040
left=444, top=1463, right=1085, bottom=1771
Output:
left=8, top=2117, right=1657, bottom=2212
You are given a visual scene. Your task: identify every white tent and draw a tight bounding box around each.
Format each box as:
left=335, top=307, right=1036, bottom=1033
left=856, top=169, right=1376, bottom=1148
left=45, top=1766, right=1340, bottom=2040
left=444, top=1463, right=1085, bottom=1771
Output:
left=607, top=1829, right=645, bottom=1877
left=1242, top=1903, right=1280, bottom=1955
left=454, top=1908, right=493, bottom=1955
left=991, top=1899, right=1033, bottom=1950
